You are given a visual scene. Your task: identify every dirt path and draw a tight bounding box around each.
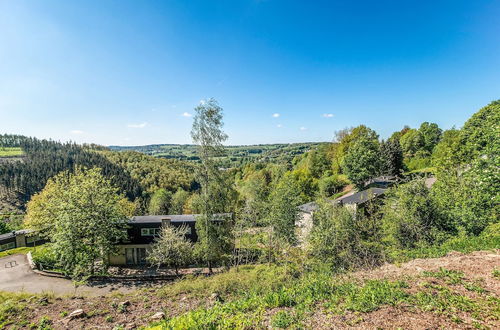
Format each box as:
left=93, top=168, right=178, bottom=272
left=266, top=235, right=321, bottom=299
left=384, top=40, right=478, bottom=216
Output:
left=0, top=254, right=153, bottom=296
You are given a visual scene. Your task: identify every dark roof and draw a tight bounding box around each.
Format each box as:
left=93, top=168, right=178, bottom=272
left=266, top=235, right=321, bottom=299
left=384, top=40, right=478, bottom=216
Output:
left=0, top=232, right=16, bottom=241
left=0, top=229, right=33, bottom=242
left=337, top=188, right=387, bottom=205
left=128, top=214, right=231, bottom=224
left=298, top=202, right=319, bottom=214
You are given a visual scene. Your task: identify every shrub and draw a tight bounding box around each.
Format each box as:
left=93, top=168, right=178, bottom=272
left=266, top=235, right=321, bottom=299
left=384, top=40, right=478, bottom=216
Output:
left=309, top=201, right=385, bottom=270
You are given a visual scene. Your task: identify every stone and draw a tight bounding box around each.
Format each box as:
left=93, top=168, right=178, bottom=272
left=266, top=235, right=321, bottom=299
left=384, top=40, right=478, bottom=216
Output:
left=119, top=300, right=131, bottom=307
left=68, top=309, right=85, bottom=319
left=150, top=312, right=165, bottom=321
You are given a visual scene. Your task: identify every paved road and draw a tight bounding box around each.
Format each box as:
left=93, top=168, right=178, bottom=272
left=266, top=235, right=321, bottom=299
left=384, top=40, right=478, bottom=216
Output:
left=0, top=254, right=151, bottom=296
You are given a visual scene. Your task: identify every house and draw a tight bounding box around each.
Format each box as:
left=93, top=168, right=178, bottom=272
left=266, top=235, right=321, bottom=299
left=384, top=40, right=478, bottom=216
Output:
left=296, top=187, right=389, bottom=242
left=108, top=214, right=230, bottom=266
left=0, top=229, right=44, bottom=252
left=336, top=187, right=387, bottom=212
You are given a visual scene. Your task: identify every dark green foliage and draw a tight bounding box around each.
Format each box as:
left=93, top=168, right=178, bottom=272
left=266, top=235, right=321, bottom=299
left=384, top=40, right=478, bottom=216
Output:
left=380, top=138, right=404, bottom=176
left=0, top=135, right=142, bottom=209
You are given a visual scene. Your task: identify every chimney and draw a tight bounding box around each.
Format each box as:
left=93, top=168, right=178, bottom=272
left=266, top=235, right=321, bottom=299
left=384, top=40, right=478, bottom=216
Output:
left=161, top=217, right=171, bottom=227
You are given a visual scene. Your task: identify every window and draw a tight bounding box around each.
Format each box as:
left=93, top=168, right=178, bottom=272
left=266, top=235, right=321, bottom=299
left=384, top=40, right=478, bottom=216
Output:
left=26, top=236, right=39, bottom=244
left=141, top=228, right=161, bottom=236
left=0, top=242, right=15, bottom=252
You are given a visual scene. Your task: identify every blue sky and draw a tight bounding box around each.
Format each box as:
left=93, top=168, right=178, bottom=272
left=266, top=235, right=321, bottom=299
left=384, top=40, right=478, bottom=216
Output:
left=1, top=0, right=499, bottom=146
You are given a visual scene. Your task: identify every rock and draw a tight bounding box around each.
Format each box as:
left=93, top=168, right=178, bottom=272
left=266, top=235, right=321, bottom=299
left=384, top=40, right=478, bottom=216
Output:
left=119, top=300, right=131, bottom=307
left=209, top=293, right=223, bottom=303
left=124, top=323, right=136, bottom=329
left=68, top=309, right=85, bottom=319
left=150, top=312, right=165, bottom=321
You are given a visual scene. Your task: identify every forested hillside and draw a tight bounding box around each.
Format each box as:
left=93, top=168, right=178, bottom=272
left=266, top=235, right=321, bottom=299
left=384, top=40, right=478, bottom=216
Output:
left=109, top=142, right=324, bottom=166
left=0, top=135, right=142, bottom=214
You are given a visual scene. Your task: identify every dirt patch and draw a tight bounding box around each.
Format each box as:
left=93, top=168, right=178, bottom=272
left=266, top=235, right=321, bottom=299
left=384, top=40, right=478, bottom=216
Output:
left=350, top=250, right=500, bottom=292
left=303, top=250, right=500, bottom=329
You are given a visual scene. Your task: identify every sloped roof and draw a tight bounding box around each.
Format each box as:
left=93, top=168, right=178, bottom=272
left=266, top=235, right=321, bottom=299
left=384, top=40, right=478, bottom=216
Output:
left=338, top=188, right=387, bottom=205
left=129, top=214, right=231, bottom=224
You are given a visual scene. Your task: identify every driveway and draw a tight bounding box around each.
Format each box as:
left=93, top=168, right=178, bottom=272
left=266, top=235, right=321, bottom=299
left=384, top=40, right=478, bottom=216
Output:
left=0, top=254, right=154, bottom=296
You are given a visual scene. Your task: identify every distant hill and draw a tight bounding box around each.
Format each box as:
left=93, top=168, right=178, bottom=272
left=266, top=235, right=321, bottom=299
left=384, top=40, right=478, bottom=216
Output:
left=109, top=142, right=327, bottom=166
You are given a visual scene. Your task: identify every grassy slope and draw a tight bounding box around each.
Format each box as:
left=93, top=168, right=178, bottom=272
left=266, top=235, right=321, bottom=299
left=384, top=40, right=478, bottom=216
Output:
left=0, top=147, right=23, bottom=157
left=0, top=230, right=498, bottom=329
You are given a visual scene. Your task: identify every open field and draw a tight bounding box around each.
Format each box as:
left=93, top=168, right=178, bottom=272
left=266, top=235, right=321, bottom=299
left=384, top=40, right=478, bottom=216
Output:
left=0, top=147, right=23, bottom=157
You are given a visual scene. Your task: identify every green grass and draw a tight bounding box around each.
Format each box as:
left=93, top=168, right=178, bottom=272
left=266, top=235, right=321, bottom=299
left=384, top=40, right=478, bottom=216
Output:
left=0, top=246, right=36, bottom=258
left=0, top=291, right=54, bottom=328
left=0, top=147, right=23, bottom=157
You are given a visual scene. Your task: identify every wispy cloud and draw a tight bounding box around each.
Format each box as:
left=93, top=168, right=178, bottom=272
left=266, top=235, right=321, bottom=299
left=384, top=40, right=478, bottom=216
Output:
left=322, top=113, right=334, bottom=118
left=299, top=126, right=307, bottom=131
left=277, top=124, right=283, bottom=128
left=272, top=113, right=280, bottom=118
left=127, top=122, right=148, bottom=128
left=70, top=130, right=84, bottom=135
left=181, top=112, right=192, bottom=117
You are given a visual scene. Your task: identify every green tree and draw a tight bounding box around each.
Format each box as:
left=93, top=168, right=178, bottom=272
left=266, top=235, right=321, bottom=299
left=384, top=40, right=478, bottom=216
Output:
left=457, top=100, right=500, bottom=163
left=400, top=129, right=424, bottom=158
left=0, top=221, right=8, bottom=235
left=267, top=175, right=302, bottom=246
left=418, top=122, right=442, bottom=153
left=191, top=98, right=234, bottom=272
left=170, top=188, right=190, bottom=214
left=432, top=156, right=499, bottom=235
left=431, top=128, right=461, bottom=169
left=381, top=180, right=447, bottom=249
left=309, top=200, right=384, bottom=270
left=147, top=225, right=193, bottom=275
left=342, top=137, right=381, bottom=188
left=318, top=174, right=348, bottom=197
left=25, top=167, right=133, bottom=278
left=379, top=138, right=404, bottom=176
left=148, top=188, right=172, bottom=215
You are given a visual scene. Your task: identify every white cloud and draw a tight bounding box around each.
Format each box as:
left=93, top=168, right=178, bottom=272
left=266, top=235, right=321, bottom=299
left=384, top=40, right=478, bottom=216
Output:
left=299, top=126, right=307, bottom=131
left=322, top=113, right=334, bottom=118
left=70, top=130, right=84, bottom=135
left=272, top=113, right=280, bottom=118
left=127, top=122, right=148, bottom=128
left=181, top=112, right=192, bottom=117
left=277, top=124, right=283, bottom=128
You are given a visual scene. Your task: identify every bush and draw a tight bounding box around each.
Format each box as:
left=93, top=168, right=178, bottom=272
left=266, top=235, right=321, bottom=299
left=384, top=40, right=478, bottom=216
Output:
left=309, top=201, right=385, bottom=270
left=318, top=174, right=349, bottom=197
left=31, top=244, right=59, bottom=271
left=381, top=180, right=449, bottom=249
